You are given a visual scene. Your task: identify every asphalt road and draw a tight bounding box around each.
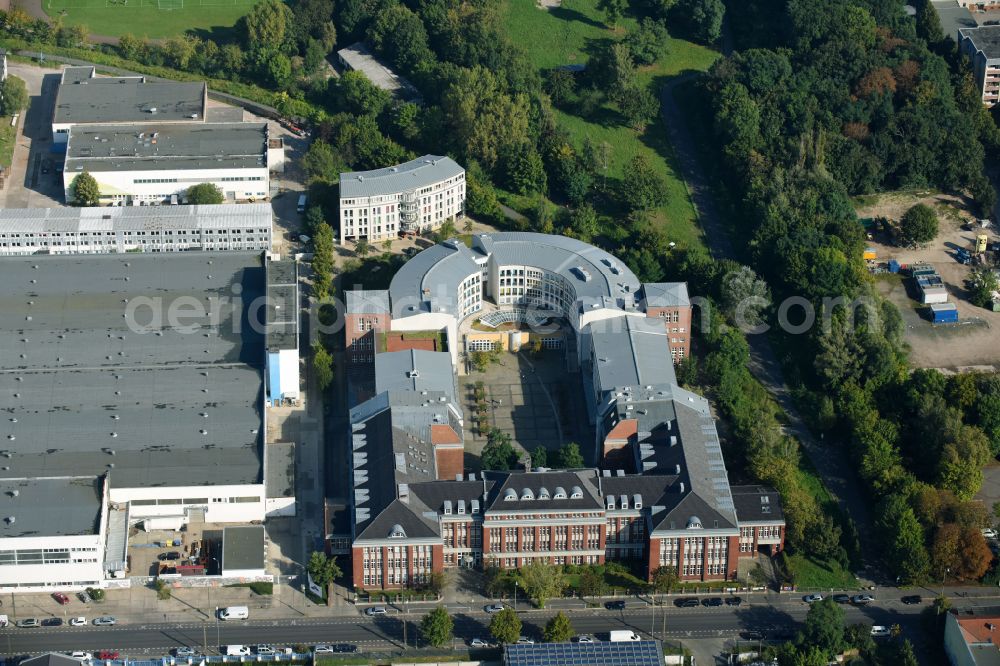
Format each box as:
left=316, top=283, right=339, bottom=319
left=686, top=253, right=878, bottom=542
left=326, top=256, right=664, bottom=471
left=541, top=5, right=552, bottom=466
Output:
left=3, top=596, right=993, bottom=657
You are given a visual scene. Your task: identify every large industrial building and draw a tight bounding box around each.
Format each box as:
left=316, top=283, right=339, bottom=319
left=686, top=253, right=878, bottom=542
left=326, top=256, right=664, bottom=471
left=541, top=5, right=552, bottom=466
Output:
left=0, top=204, right=273, bottom=255
left=338, top=156, right=465, bottom=245
left=0, top=251, right=296, bottom=592
left=343, top=234, right=782, bottom=590
left=63, top=122, right=278, bottom=205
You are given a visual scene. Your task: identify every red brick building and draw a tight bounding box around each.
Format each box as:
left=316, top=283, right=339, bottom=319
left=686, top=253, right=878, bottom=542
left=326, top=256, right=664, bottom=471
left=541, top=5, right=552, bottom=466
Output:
left=345, top=290, right=391, bottom=365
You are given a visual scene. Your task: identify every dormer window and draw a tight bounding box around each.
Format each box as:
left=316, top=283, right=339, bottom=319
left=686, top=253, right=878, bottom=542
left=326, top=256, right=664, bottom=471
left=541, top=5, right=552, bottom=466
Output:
left=538, top=487, right=550, bottom=500
left=570, top=486, right=583, bottom=499
left=457, top=500, right=465, bottom=514
left=520, top=488, right=534, bottom=500
left=554, top=487, right=567, bottom=499
left=444, top=500, right=452, bottom=515
left=606, top=496, right=615, bottom=510
left=504, top=489, right=517, bottom=501
left=388, top=524, right=407, bottom=538
left=686, top=516, right=703, bottom=529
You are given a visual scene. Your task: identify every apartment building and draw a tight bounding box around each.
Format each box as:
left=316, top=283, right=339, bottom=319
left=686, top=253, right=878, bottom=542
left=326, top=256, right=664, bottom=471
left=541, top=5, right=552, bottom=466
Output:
left=338, top=156, right=465, bottom=244
left=0, top=204, right=272, bottom=255
left=959, top=26, right=1000, bottom=106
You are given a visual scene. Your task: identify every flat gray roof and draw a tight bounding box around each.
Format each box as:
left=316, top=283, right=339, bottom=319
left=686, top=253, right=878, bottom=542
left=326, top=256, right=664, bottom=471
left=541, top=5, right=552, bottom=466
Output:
left=337, top=42, right=419, bottom=99
left=960, top=25, right=1000, bottom=59
left=0, top=252, right=265, bottom=488
left=340, top=156, right=463, bottom=199
left=590, top=316, right=677, bottom=394
left=0, top=203, right=272, bottom=234
left=375, top=350, right=456, bottom=403
left=346, top=289, right=390, bottom=315
left=265, top=441, right=295, bottom=500
left=266, top=258, right=298, bottom=351
left=65, top=123, right=268, bottom=173
left=642, top=282, right=690, bottom=307
left=222, top=525, right=266, bottom=571
left=0, top=477, right=102, bottom=538
left=54, top=71, right=206, bottom=125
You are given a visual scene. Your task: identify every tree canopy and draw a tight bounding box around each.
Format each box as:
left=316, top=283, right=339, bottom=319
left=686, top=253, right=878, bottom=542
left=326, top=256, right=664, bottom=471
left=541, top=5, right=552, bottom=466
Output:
left=419, top=606, right=454, bottom=647
left=543, top=612, right=574, bottom=642
left=489, top=607, right=521, bottom=644
left=186, top=183, right=224, bottom=205
left=71, top=172, right=100, bottom=206
left=898, top=204, right=938, bottom=246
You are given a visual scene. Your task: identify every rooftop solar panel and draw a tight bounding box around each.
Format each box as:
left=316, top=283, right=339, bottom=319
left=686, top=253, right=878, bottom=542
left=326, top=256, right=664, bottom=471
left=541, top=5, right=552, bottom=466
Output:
left=504, top=641, right=664, bottom=666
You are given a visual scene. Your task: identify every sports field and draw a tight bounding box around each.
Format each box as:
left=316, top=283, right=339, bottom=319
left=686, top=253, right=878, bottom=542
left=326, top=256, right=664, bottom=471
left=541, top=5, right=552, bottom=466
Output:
left=44, top=0, right=261, bottom=39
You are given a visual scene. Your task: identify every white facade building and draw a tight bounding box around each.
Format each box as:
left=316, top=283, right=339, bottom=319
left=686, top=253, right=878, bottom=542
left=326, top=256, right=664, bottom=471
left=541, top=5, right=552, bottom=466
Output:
left=339, top=156, right=465, bottom=244
left=0, top=204, right=272, bottom=255
left=63, top=123, right=276, bottom=205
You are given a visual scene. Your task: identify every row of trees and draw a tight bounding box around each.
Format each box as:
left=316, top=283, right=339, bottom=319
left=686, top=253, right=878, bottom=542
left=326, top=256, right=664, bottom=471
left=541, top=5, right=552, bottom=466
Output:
left=480, top=429, right=586, bottom=472
left=417, top=605, right=577, bottom=647
left=699, top=0, right=1000, bottom=584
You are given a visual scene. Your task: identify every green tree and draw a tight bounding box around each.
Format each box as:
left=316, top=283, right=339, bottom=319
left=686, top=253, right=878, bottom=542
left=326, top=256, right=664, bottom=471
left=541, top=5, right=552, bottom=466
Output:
left=569, top=204, right=599, bottom=242
left=0, top=75, right=28, bottom=115
left=578, top=566, right=605, bottom=597
left=799, top=598, right=845, bottom=657
left=686, top=0, right=724, bottom=43
left=355, top=238, right=371, bottom=257
left=517, top=560, right=565, bottom=608
left=313, top=344, right=334, bottom=391
left=619, top=86, right=660, bottom=131
left=186, top=183, right=224, bottom=205
left=71, top=171, right=100, bottom=206
left=898, top=204, right=938, bottom=247
left=481, top=428, right=517, bottom=470
left=916, top=0, right=944, bottom=42
left=504, top=144, right=548, bottom=195
left=303, top=141, right=342, bottom=183
left=967, top=267, right=999, bottom=309
left=370, top=4, right=433, bottom=72
left=307, top=550, right=343, bottom=587
left=544, top=69, right=577, bottom=106
left=597, top=0, right=627, bottom=28
left=531, top=446, right=548, bottom=468
left=543, top=611, right=574, bottom=642
left=311, top=222, right=334, bottom=300
left=419, top=606, right=454, bottom=648
left=241, top=0, right=293, bottom=51
left=117, top=33, right=145, bottom=61
left=427, top=571, right=448, bottom=596
left=624, top=18, right=670, bottom=65
left=557, top=442, right=584, bottom=468
left=883, top=498, right=931, bottom=584
left=331, top=70, right=391, bottom=116
left=489, top=607, right=522, bottom=644
left=621, top=154, right=668, bottom=211
left=650, top=566, right=678, bottom=594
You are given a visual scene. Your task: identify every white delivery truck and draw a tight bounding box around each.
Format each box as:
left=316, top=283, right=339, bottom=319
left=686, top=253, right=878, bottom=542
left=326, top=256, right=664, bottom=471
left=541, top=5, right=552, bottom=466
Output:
left=219, top=606, right=249, bottom=620
left=608, top=630, right=641, bottom=642
left=225, top=646, right=251, bottom=656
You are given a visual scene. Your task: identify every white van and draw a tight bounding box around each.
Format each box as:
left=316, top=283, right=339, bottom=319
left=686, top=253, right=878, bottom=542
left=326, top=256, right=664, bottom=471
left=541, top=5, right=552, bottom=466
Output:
left=219, top=606, right=249, bottom=620
left=297, top=194, right=307, bottom=214
left=225, top=645, right=251, bottom=656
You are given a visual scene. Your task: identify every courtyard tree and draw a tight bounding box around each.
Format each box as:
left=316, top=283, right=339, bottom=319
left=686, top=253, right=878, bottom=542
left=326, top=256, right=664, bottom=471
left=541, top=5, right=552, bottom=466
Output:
left=71, top=171, right=100, bottom=206
left=0, top=75, right=28, bottom=115
left=419, top=606, right=454, bottom=647
left=313, top=344, right=334, bottom=391
left=186, top=183, right=224, bottom=205
left=577, top=566, right=605, bottom=597
left=355, top=238, right=371, bottom=258
left=481, top=428, right=517, bottom=470
left=557, top=442, right=584, bottom=468
left=517, top=560, right=566, bottom=608
left=306, top=550, right=342, bottom=605
left=489, top=607, right=522, bottom=644
left=543, top=612, right=574, bottom=642
left=898, top=203, right=938, bottom=247
left=531, top=446, right=548, bottom=468
left=651, top=565, right=679, bottom=595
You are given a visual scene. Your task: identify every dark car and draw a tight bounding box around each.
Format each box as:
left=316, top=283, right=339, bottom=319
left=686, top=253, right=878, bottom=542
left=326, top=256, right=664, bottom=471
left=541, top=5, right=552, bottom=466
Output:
left=41, top=160, right=51, bottom=175
left=739, top=630, right=765, bottom=641
left=41, top=618, right=63, bottom=627
left=97, top=651, right=119, bottom=660
left=331, top=645, right=357, bottom=654
left=702, top=597, right=724, bottom=607
left=605, top=600, right=626, bottom=611
left=832, top=594, right=851, bottom=604
left=901, top=595, right=923, bottom=605
left=674, top=598, right=700, bottom=608
left=158, top=551, right=181, bottom=561
left=725, top=596, right=743, bottom=606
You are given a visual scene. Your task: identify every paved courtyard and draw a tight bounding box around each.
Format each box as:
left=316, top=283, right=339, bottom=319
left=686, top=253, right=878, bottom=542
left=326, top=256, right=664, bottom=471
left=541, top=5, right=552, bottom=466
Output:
left=462, top=349, right=591, bottom=466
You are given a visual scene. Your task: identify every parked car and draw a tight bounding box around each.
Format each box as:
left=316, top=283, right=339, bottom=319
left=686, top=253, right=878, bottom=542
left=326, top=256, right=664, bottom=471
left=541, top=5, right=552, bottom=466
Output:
left=604, top=600, right=626, bottom=611
left=97, top=651, right=119, bottom=660
left=485, top=604, right=506, bottom=614
left=725, top=597, right=743, bottom=606
left=983, top=528, right=998, bottom=539
left=870, top=625, right=891, bottom=637
left=516, top=637, right=535, bottom=645
left=312, top=646, right=334, bottom=655
left=174, top=648, right=197, bottom=657
left=469, top=638, right=490, bottom=648
left=574, top=635, right=596, bottom=643
left=803, top=594, right=824, bottom=604
left=674, top=598, right=700, bottom=608
left=739, top=630, right=765, bottom=641
left=42, top=618, right=64, bottom=627
left=331, top=644, right=357, bottom=654
left=52, top=592, right=70, bottom=605
left=901, top=595, right=923, bottom=605
left=364, top=606, right=387, bottom=616
left=832, top=594, right=851, bottom=604
left=702, top=597, right=723, bottom=607
left=158, top=551, right=181, bottom=561
left=41, top=160, right=51, bottom=175
left=69, top=652, right=92, bottom=661
left=70, top=617, right=87, bottom=627
left=77, top=591, right=92, bottom=603
left=254, top=645, right=275, bottom=655
left=16, top=619, right=40, bottom=628
left=93, top=616, right=117, bottom=626
left=852, top=594, right=875, bottom=605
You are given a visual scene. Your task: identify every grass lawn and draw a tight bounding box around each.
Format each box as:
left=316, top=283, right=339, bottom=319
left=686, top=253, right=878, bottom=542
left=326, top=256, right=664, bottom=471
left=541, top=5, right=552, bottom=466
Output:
left=503, top=0, right=720, bottom=254
left=784, top=553, right=857, bottom=590
left=0, top=117, right=15, bottom=169
left=43, top=0, right=260, bottom=39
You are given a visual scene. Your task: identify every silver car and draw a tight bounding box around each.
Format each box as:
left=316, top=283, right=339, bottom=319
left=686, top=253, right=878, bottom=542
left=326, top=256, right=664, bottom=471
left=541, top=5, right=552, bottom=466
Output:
left=92, top=616, right=117, bottom=626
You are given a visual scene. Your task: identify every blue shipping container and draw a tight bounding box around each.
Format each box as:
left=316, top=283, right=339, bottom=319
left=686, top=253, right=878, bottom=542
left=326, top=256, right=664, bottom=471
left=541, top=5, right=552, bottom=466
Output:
left=930, top=303, right=958, bottom=323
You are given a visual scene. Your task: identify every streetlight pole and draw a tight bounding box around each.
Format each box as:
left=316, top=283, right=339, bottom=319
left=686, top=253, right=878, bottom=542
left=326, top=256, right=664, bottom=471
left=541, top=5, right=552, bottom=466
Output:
left=513, top=581, right=517, bottom=612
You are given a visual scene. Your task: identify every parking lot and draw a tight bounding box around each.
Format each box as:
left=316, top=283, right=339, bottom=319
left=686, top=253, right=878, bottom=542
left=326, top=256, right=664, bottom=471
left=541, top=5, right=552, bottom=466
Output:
left=857, top=191, right=1000, bottom=370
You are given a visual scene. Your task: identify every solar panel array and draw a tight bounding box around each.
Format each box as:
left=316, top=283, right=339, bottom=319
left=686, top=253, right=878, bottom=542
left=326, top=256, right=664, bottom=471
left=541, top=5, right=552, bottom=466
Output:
left=504, top=641, right=663, bottom=666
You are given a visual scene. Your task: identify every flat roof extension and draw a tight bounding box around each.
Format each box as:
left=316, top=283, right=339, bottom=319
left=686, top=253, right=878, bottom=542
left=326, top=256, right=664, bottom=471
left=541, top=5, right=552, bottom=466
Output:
left=222, top=525, right=266, bottom=572
left=0, top=477, right=102, bottom=538
left=54, top=70, right=206, bottom=125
